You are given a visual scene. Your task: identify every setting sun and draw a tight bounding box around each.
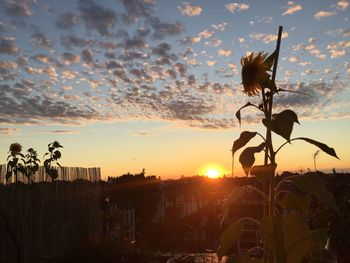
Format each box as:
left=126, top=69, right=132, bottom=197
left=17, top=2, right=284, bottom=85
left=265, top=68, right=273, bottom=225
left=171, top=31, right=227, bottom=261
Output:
left=200, top=164, right=225, bottom=179
left=206, top=168, right=219, bottom=178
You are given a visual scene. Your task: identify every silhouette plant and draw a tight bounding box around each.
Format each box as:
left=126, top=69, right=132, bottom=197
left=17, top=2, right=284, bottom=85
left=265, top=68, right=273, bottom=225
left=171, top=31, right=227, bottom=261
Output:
left=6, top=143, right=24, bottom=183
left=43, top=141, right=63, bottom=181
left=218, top=26, right=340, bottom=263
left=20, top=148, right=40, bottom=184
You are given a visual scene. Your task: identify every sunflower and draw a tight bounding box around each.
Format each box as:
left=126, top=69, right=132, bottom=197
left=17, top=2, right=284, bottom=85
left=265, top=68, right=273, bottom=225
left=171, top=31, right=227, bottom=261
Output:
left=240, top=52, right=270, bottom=97
left=52, top=141, right=62, bottom=148
left=9, top=143, right=22, bottom=154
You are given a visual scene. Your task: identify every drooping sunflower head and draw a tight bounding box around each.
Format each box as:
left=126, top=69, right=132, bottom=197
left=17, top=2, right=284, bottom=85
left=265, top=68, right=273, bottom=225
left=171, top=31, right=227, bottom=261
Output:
left=9, top=143, right=22, bottom=154
left=240, top=52, right=270, bottom=96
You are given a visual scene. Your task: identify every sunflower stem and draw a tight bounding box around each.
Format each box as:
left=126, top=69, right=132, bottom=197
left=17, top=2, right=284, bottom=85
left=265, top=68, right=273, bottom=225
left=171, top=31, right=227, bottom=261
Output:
left=265, top=26, right=283, bottom=263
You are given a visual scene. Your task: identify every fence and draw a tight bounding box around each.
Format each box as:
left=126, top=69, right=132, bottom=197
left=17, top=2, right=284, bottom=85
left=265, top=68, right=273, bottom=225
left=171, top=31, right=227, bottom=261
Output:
left=0, top=164, right=101, bottom=184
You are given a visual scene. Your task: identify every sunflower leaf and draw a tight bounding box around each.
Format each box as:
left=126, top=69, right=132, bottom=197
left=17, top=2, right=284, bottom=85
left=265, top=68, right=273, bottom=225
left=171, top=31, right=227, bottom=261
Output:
left=262, top=110, right=299, bottom=141
left=235, top=102, right=257, bottom=126
left=218, top=221, right=245, bottom=260
left=264, top=49, right=277, bottom=70
left=239, top=143, right=266, bottom=175
left=232, top=131, right=257, bottom=157
left=295, top=137, right=339, bottom=159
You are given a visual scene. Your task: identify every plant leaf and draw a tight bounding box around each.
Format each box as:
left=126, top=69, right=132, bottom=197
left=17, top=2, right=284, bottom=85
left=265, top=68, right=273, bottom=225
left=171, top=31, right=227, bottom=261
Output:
left=262, top=110, right=299, bottom=141
left=250, top=164, right=276, bottom=186
left=290, top=173, right=338, bottom=212
left=236, top=102, right=255, bottom=126
left=222, top=187, right=246, bottom=220
left=232, top=131, right=257, bottom=157
left=239, top=143, right=265, bottom=176
left=278, top=88, right=308, bottom=96
left=279, top=192, right=311, bottom=215
left=264, top=49, right=277, bottom=70
left=295, top=137, right=339, bottom=159
left=218, top=221, right=245, bottom=260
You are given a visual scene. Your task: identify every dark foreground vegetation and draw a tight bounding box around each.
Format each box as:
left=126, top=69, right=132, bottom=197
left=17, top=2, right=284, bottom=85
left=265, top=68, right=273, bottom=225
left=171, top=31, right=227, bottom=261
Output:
left=0, top=171, right=349, bottom=262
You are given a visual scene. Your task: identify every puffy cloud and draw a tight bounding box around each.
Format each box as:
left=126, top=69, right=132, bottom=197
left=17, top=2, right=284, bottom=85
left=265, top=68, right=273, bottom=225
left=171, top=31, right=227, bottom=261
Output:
left=204, top=38, right=222, bottom=47
left=288, top=56, right=299, bottom=62
left=314, top=11, right=336, bottom=20
left=329, top=49, right=346, bottom=58
left=55, top=12, right=79, bottom=29
left=198, top=29, right=214, bottom=39
left=207, top=60, right=216, bottom=66
left=81, top=49, right=94, bottom=65
left=1, top=0, right=33, bottom=17
left=29, top=32, right=52, bottom=49
left=78, top=0, right=117, bottom=36
left=282, top=1, right=302, bottom=15
left=334, top=0, right=349, bottom=11
left=249, top=31, right=288, bottom=44
left=218, top=49, right=233, bottom=57
left=149, top=17, right=184, bottom=39
left=211, top=22, right=228, bottom=31
left=0, top=89, right=100, bottom=125
left=62, top=52, right=80, bottom=65
left=60, top=35, right=94, bottom=49
left=178, top=2, right=202, bottom=16
left=0, top=36, right=19, bottom=54
left=225, top=3, right=250, bottom=13
left=343, top=29, right=350, bottom=37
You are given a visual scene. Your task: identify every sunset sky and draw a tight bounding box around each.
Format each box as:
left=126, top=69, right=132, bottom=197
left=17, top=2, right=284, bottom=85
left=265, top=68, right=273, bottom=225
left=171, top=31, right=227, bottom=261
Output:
left=0, top=0, right=349, bottom=179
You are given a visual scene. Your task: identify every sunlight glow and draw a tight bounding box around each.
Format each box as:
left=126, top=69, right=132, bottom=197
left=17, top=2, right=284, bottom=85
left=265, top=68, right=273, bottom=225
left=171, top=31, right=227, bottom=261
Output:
left=200, top=164, right=224, bottom=178
left=206, top=168, right=219, bottom=178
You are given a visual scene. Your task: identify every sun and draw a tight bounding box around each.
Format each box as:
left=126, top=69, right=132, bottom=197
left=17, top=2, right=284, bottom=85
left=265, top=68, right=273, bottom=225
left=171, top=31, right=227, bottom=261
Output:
left=200, top=164, right=224, bottom=179
left=206, top=168, right=219, bottom=178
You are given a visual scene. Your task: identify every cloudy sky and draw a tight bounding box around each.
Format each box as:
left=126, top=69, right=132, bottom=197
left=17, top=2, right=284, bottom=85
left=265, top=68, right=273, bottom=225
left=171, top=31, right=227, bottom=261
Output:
left=0, top=0, right=349, bottom=178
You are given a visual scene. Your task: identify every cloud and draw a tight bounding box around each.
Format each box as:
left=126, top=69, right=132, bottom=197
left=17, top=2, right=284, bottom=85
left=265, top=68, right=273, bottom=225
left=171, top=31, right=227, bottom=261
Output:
left=207, top=60, right=217, bottom=66
left=314, top=11, right=336, bottom=20
left=55, top=12, right=79, bottom=29
left=36, top=129, right=80, bottom=134
left=149, top=17, right=184, bottom=39
left=329, top=49, right=346, bottom=58
left=78, top=0, right=117, bottom=36
left=81, top=49, right=94, bottom=65
left=178, top=2, right=202, bottom=16
left=249, top=32, right=288, bottom=44
left=343, top=29, right=350, bottom=37
left=0, top=91, right=100, bottom=125
left=225, top=3, right=250, bottom=13
left=273, top=81, right=348, bottom=120
left=218, top=49, right=233, bottom=57
left=211, top=22, right=228, bottom=31
left=204, top=38, right=222, bottom=47
left=282, top=1, right=302, bottom=15
left=198, top=29, right=214, bottom=39
left=288, top=56, right=299, bottom=62
left=29, top=32, right=52, bottom=49
left=333, top=0, right=349, bottom=11
left=0, top=128, right=19, bottom=135
left=0, top=36, right=19, bottom=54
left=1, top=0, right=33, bottom=17
left=62, top=52, right=80, bottom=65
left=60, top=35, right=95, bottom=49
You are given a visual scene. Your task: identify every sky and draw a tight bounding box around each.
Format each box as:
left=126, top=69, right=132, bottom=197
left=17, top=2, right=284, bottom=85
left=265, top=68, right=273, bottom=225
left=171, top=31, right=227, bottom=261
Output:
left=0, top=0, right=349, bottom=179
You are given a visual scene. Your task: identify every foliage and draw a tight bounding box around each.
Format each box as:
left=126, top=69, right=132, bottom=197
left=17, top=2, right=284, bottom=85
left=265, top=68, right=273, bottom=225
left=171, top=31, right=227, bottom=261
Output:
left=6, top=143, right=25, bottom=183
left=43, top=141, right=63, bottom=181
left=219, top=26, right=339, bottom=263
left=20, top=148, right=40, bottom=184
